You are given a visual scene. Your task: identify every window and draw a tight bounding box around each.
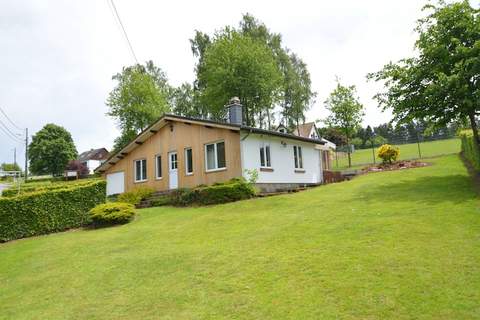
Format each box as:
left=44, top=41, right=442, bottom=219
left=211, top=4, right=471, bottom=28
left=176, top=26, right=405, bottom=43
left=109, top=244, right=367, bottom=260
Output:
left=155, top=155, right=162, bottom=179
left=293, top=146, right=303, bottom=169
left=170, top=153, right=178, bottom=170
left=205, top=141, right=226, bottom=171
left=134, top=159, right=147, bottom=182
left=259, top=143, right=271, bottom=168
left=185, top=148, right=193, bottom=175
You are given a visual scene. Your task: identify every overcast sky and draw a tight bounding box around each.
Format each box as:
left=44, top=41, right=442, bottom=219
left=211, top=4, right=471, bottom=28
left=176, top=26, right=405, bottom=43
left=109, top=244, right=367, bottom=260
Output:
left=0, top=0, right=427, bottom=166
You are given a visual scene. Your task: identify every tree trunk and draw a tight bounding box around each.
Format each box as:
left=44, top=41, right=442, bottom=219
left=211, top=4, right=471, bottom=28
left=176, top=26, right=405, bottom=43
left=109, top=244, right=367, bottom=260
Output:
left=468, top=112, right=480, bottom=151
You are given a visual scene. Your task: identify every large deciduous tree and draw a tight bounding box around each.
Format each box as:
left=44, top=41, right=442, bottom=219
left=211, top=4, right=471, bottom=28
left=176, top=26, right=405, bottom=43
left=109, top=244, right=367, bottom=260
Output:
left=197, top=29, right=282, bottom=125
left=28, top=124, right=78, bottom=176
left=369, top=1, right=480, bottom=148
left=324, top=81, right=365, bottom=167
left=190, top=14, right=315, bottom=128
left=106, top=61, right=171, bottom=144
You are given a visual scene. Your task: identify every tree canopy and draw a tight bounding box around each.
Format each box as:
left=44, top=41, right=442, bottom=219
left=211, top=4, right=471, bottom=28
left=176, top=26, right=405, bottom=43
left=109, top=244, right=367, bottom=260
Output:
left=324, top=81, right=364, bottom=167
left=190, top=14, right=315, bottom=129
left=368, top=1, right=480, bottom=146
left=28, top=124, right=78, bottom=176
left=106, top=60, right=172, bottom=152
left=197, top=29, right=282, bottom=125
left=106, top=61, right=171, bottom=135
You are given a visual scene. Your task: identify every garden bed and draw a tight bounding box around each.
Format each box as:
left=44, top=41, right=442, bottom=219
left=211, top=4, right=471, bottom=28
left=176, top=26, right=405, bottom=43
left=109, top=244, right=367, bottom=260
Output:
left=362, top=160, right=430, bottom=173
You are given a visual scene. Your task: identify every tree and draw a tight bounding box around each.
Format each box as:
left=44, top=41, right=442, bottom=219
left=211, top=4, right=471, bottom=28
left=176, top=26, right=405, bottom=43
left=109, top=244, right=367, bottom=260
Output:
left=112, top=129, right=137, bottom=154
left=28, top=124, right=78, bottom=176
left=107, top=61, right=171, bottom=135
left=197, top=30, right=282, bottom=125
left=324, top=81, right=365, bottom=167
left=317, top=126, right=347, bottom=146
left=65, top=160, right=89, bottom=177
left=368, top=1, right=480, bottom=150
left=190, top=14, right=315, bottom=128
left=170, top=83, right=200, bottom=118
left=1, top=163, right=21, bottom=172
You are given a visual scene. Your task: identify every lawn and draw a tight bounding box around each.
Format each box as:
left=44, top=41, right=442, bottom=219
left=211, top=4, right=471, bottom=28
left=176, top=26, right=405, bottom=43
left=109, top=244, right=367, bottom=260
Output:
left=1, top=154, right=479, bottom=319
left=335, top=138, right=461, bottom=169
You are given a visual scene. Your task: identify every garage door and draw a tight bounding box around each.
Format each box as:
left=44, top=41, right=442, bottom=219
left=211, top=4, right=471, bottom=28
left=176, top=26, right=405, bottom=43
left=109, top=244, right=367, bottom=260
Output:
left=106, top=171, right=125, bottom=196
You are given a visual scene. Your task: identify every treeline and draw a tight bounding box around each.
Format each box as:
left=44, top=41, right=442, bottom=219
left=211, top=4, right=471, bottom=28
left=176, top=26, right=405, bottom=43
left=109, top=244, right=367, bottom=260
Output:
left=107, top=14, right=315, bottom=152
left=319, top=121, right=460, bottom=150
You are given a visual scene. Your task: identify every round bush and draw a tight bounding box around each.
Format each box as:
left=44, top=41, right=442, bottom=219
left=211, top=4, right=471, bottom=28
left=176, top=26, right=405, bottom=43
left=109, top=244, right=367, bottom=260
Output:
left=377, top=144, right=400, bottom=164
left=89, top=202, right=135, bottom=227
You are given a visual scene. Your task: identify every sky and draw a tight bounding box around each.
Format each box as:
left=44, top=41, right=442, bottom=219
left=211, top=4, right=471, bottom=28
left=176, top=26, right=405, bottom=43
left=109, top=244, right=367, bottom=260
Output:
left=0, top=0, right=427, bottom=166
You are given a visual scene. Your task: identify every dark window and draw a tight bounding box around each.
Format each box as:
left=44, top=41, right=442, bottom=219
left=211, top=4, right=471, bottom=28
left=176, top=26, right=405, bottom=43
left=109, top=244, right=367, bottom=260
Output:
left=156, top=155, right=162, bottom=179
left=293, top=146, right=303, bottom=169
left=217, top=142, right=225, bottom=168
left=205, top=141, right=226, bottom=170
left=135, top=159, right=147, bottom=181
left=185, top=148, right=193, bottom=174
left=260, top=143, right=271, bottom=167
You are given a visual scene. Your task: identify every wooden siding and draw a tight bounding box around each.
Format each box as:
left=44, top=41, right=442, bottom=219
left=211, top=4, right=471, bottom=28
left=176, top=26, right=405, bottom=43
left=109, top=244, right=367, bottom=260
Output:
left=104, top=121, right=242, bottom=193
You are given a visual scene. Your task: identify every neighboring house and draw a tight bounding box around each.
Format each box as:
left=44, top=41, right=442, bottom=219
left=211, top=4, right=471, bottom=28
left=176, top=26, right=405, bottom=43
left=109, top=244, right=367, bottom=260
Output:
left=78, top=148, right=109, bottom=174
left=293, top=122, right=336, bottom=170
left=95, top=98, right=328, bottom=196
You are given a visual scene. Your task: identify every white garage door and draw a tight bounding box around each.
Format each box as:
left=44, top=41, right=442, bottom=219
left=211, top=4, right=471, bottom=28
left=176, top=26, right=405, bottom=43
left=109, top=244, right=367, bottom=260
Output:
left=106, top=171, right=125, bottom=196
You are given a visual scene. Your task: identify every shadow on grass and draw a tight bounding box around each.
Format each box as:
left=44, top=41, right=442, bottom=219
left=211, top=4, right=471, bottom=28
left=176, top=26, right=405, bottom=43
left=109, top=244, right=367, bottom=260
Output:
left=357, top=174, right=475, bottom=205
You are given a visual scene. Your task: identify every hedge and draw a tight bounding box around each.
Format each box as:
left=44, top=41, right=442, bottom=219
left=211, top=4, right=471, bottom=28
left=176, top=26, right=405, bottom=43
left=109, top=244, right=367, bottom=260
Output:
left=171, top=178, right=256, bottom=206
left=0, top=180, right=106, bottom=242
left=1, top=179, right=99, bottom=197
left=459, top=130, right=480, bottom=170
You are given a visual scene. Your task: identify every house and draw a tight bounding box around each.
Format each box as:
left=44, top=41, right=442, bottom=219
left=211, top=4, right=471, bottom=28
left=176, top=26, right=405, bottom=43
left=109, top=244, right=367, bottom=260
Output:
left=78, top=148, right=109, bottom=174
left=293, top=122, right=336, bottom=170
left=95, top=98, right=329, bottom=196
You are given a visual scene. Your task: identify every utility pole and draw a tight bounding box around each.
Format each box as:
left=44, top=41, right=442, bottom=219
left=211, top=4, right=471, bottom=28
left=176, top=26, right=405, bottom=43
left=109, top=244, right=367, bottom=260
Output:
left=24, top=128, right=28, bottom=182
left=13, top=148, right=16, bottom=167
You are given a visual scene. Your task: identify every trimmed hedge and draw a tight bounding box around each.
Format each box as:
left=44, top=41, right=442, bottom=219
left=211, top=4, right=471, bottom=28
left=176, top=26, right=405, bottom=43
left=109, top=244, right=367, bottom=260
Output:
left=171, top=178, right=256, bottom=206
left=0, top=180, right=106, bottom=242
left=1, top=179, right=100, bottom=197
left=89, top=202, right=135, bottom=227
left=459, top=130, right=480, bottom=170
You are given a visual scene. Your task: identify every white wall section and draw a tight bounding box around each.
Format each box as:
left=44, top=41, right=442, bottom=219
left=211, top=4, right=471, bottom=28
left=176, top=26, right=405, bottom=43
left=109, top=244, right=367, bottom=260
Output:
left=240, top=133, right=323, bottom=184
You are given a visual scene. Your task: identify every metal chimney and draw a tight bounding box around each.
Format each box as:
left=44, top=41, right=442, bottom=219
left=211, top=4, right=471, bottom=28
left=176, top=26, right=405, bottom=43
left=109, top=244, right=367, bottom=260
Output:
left=227, top=97, right=243, bottom=125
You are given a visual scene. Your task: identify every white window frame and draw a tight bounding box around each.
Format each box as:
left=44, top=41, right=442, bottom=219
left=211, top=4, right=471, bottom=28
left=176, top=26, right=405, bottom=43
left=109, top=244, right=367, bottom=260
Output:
left=155, top=154, right=162, bottom=180
left=293, top=145, right=304, bottom=169
left=204, top=141, right=226, bottom=172
left=185, top=147, right=193, bottom=175
left=134, top=158, right=147, bottom=183
left=259, top=142, right=272, bottom=168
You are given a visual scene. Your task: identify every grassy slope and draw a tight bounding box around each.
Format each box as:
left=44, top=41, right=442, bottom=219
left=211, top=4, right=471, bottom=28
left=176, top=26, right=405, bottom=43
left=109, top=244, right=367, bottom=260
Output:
left=335, top=138, right=460, bottom=169
left=1, top=155, right=479, bottom=319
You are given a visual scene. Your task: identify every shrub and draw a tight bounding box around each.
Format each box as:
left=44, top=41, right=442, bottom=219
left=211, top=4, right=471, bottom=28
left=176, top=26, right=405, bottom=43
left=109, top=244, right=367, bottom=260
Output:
left=0, top=180, right=106, bottom=242
left=117, top=187, right=155, bottom=205
left=459, top=130, right=480, bottom=170
left=171, top=178, right=256, bottom=206
left=89, top=202, right=135, bottom=227
left=1, top=178, right=100, bottom=197
left=377, top=144, right=400, bottom=164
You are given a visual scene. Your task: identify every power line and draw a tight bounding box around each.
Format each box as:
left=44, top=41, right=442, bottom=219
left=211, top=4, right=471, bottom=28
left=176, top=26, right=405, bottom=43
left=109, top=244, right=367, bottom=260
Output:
left=0, top=120, right=23, bottom=144
left=108, top=0, right=139, bottom=64
left=0, top=106, right=23, bottom=131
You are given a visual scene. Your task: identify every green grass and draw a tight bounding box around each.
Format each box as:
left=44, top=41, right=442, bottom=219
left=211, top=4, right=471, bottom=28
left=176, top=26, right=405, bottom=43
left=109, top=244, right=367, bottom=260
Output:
left=1, top=154, right=479, bottom=319
left=335, top=138, right=461, bottom=169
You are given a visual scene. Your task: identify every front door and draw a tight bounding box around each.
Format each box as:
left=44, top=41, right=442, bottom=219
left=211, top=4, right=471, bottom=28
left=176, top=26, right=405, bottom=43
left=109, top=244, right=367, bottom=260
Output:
left=169, top=152, right=178, bottom=189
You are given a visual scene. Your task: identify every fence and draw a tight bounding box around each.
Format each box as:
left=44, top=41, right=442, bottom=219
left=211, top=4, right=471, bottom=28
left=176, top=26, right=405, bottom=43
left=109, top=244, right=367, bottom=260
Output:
left=334, top=136, right=461, bottom=170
